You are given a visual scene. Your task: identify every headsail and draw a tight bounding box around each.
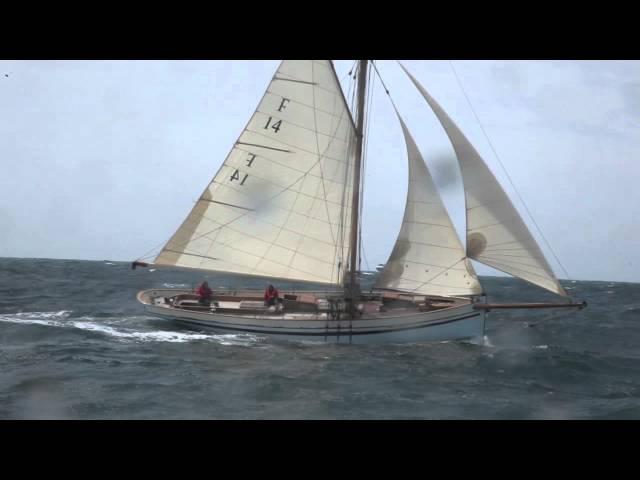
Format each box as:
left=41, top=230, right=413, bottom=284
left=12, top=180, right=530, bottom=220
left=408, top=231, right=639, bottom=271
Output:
left=400, top=63, right=567, bottom=296
left=375, top=111, right=482, bottom=297
left=155, top=61, right=357, bottom=285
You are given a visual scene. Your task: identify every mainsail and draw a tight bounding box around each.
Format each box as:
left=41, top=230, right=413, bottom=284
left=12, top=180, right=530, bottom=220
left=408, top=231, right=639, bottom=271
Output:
left=155, top=60, right=357, bottom=285
left=400, top=64, right=567, bottom=296
left=375, top=112, right=482, bottom=296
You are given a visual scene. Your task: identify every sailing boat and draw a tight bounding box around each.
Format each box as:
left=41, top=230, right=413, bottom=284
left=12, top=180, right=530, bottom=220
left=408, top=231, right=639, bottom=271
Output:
left=134, top=60, right=586, bottom=344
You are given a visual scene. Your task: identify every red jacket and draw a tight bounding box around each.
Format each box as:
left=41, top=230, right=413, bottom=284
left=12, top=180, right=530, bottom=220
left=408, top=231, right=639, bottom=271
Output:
left=197, top=284, right=213, bottom=299
left=264, top=287, right=279, bottom=301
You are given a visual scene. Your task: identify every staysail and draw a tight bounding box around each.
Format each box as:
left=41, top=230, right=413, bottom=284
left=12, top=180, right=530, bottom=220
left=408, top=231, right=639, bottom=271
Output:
left=155, top=60, right=357, bottom=285
left=400, top=64, right=567, bottom=296
left=375, top=111, right=482, bottom=297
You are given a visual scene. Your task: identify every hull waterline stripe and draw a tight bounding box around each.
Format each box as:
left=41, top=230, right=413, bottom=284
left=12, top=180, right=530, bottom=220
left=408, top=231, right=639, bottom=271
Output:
left=146, top=309, right=482, bottom=336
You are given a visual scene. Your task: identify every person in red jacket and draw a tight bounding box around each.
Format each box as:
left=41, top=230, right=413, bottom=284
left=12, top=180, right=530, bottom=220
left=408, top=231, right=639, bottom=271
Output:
left=197, top=281, right=213, bottom=305
left=264, top=284, right=280, bottom=306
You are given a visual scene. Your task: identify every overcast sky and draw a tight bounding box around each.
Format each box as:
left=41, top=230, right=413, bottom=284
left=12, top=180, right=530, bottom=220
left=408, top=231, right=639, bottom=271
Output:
left=0, top=60, right=638, bottom=283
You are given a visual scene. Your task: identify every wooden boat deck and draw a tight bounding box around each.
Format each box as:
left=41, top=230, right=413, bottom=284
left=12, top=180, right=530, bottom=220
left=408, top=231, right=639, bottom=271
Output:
left=146, top=289, right=471, bottom=319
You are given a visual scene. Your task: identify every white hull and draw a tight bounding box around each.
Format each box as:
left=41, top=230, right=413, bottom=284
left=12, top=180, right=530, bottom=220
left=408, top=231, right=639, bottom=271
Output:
left=138, top=289, right=486, bottom=344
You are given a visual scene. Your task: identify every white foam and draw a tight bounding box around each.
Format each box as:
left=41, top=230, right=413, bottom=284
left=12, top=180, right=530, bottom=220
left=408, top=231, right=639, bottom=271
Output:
left=483, top=335, right=494, bottom=348
left=0, top=310, right=259, bottom=345
left=212, top=333, right=262, bottom=346
left=70, top=321, right=215, bottom=342
left=534, top=345, right=549, bottom=350
left=70, top=320, right=262, bottom=345
left=0, top=310, right=72, bottom=327
left=15, top=310, right=71, bottom=319
left=162, top=283, right=189, bottom=288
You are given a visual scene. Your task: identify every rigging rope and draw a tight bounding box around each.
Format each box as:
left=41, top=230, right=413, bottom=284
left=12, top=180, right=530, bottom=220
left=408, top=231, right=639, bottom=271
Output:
left=347, top=59, right=358, bottom=79
left=371, top=60, right=398, bottom=110
left=448, top=60, right=572, bottom=281
left=360, top=243, right=371, bottom=272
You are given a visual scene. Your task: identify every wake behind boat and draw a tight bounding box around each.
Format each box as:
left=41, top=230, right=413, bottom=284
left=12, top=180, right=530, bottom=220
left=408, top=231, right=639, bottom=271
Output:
left=133, top=60, right=585, bottom=343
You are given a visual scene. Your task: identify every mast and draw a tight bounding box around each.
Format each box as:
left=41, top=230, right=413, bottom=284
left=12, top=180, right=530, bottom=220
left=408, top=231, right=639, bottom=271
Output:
left=347, top=59, right=369, bottom=301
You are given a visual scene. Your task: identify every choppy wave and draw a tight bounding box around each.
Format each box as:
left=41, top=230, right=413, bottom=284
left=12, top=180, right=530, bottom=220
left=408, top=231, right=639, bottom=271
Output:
left=2, top=257, right=639, bottom=419
left=0, top=310, right=72, bottom=327
left=623, top=306, right=640, bottom=315
left=0, top=311, right=260, bottom=345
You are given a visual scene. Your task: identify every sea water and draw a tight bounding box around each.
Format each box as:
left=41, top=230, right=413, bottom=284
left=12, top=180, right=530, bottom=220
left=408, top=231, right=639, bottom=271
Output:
left=1, top=257, right=639, bottom=419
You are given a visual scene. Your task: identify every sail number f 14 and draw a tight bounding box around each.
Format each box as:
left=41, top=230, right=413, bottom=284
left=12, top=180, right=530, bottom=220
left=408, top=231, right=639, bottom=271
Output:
left=264, top=97, right=289, bottom=133
left=230, top=153, right=256, bottom=185
left=230, top=97, right=290, bottom=186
